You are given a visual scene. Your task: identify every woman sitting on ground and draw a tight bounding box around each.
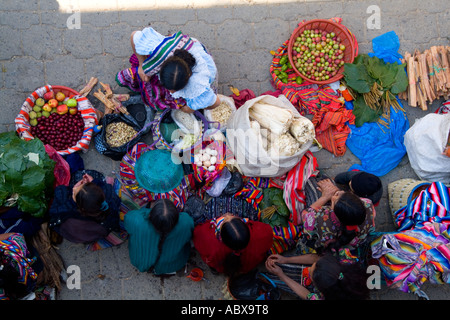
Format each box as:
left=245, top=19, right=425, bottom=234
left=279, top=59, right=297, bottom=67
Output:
left=117, top=27, right=220, bottom=113
left=124, top=198, right=194, bottom=275
left=193, top=213, right=273, bottom=278
left=0, top=233, right=40, bottom=300
left=297, top=178, right=376, bottom=255
left=49, top=170, right=121, bottom=244
left=264, top=251, right=370, bottom=300
left=334, top=170, right=383, bottom=206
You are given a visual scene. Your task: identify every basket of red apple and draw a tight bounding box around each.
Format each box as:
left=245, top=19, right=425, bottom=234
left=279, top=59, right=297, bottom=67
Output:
left=15, top=85, right=99, bottom=156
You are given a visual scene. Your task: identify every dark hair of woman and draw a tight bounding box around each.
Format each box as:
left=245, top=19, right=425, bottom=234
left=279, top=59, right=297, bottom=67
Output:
left=0, top=263, right=29, bottom=300
left=159, top=49, right=196, bottom=91
left=312, top=253, right=370, bottom=300
left=220, top=218, right=250, bottom=277
left=323, top=191, right=367, bottom=253
left=148, top=199, right=180, bottom=272
left=75, top=182, right=108, bottom=221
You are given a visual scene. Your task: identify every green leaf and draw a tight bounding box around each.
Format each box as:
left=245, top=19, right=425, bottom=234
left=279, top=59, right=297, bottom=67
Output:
left=0, top=183, right=9, bottom=206
left=352, top=95, right=383, bottom=127
left=0, top=132, right=55, bottom=217
left=367, top=57, right=393, bottom=88
left=2, top=149, right=26, bottom=173
left=390, top=63, right=408, bottom=94
left=17, top=194, right=46, bottom=217
left=343, top=62, right=373, bottom=93
left=19, top=166, right=46, bottom=196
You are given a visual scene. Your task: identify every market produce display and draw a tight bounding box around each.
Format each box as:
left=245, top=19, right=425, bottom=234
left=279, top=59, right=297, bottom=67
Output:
left=28, top=91, right=85, bottom=151
left=249, top=102, right=315, bottom=157
left=0, top=131, right=55, bottom=218
left=399, top=46, right=450, bottom=110
left=287, top=19, right=356, bottom=85
left=105, top=121, right=138, bottom=148
left=343, top=53, right=408, bottom=126
left=290, top=29, right=347, bottom=82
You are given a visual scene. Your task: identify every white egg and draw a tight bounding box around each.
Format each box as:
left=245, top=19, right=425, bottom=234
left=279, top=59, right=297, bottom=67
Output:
left=207, top=165, right=215, bottom=172
left=204, top=147, right=212, bottom=154
left=194, top=154, right=200, bottom=162
left=210, top=150, right=218, bottom=156
left=202, top=154, right=210, bottom=161
left=203, top=160, right=211, bottom=167
left=209, top=156, right=217, bottom=165
left=195, top=160, right=202, bottom=167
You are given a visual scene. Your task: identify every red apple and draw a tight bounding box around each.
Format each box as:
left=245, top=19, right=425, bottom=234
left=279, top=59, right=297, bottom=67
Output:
left=56, top=104, right=68, bottom=115
left=43, top=91, right=55, bottom=101
left=48, top=99, right=58, bottom=108
left=69, top=107, right=77, bottom=115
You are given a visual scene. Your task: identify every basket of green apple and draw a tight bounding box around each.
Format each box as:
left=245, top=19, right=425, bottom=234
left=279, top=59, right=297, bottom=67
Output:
left=15, top=85, right=99, bottom=155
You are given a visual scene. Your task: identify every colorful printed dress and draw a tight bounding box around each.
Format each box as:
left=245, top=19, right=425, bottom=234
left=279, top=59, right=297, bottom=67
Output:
left=0, top=233, right=38, bottom=300
left=116, top=27, right=217, bottom=111
left=297, top=198, right=376, bottom=254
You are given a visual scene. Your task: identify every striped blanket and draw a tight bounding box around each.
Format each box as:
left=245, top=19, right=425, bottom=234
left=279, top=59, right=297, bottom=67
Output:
left=235, top=175, right=301, bottom=255
left=371, top=222, right=450, bottom=295
left=394, top=182, right=450, bottom=231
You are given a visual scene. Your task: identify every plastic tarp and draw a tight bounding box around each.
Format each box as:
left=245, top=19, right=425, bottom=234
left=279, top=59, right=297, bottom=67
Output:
left=344, top=31, right=409, bottom=176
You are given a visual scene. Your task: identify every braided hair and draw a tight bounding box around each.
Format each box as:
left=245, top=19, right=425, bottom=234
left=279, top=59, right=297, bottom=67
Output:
left=75, top=182, right=109, bottom=221
left=220, top=218, right=250, bottom=277
left=159, top=49, right=196, bottom=91
left=312, top=254, right=370, bottom=300
left=324, top=191, right=367, bottom=253
left=148, top=199, right=180, bottom=273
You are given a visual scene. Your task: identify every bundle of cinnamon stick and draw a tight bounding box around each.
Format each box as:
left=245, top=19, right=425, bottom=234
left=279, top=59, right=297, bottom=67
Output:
left=399, top=46, right=450, bottom=110
left=78, top=77, right=131, bottom=115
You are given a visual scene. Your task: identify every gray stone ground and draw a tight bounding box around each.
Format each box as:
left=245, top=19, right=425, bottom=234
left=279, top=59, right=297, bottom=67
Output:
left=1, top=0, right=450, bottom=302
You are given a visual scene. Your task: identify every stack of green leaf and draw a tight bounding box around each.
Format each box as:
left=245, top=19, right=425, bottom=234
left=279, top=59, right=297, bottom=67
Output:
left=0, top=132, right=55, bottom=217
left=259, top=188, right=290, bottom=228
left=343, top=54, right=408, bottom=127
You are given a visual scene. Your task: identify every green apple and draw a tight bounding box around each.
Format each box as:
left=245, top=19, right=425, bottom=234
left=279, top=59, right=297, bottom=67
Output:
left=67, top=98, right=77, bottom=107
left=35, top=98, right=45, bottom=107
left=29, top=111, right=37, bottom=119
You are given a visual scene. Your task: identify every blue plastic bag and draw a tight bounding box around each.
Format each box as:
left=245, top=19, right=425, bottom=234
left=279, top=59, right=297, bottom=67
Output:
left=345, top=31, right=409, bottom=176
left=345, top=101, right=409, bottom=176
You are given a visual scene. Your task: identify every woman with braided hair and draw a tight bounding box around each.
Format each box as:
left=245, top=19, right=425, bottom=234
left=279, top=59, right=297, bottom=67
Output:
left=264, top=251, right=370, bottom=300
left=124, top=198, right=194, bottom=275
left=193, top=213, right=273, bottom=277
left=117, top=27, right=220, bottom=113
left=296, top=178, right=376, bottom=255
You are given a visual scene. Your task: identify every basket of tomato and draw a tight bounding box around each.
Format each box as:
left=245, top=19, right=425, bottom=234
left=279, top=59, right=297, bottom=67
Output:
left=288, top=19, right=357, bottom=84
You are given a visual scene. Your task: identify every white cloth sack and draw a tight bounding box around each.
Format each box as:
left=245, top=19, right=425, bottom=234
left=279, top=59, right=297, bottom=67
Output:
left=225, top=94, right=313, bottom=177
left=404, top=113, right=450, bottom=184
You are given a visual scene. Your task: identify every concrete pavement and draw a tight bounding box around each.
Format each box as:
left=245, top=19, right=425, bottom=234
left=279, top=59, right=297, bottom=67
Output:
left=1, top=0, right=450, bottom=301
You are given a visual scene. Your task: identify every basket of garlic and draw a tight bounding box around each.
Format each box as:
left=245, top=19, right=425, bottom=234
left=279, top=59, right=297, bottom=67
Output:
left=226, top=94, right=315, bottom=177
left=191, top=140, right=227, bottom=191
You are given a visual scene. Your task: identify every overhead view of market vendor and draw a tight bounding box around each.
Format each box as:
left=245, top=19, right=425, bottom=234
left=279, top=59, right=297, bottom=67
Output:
left=116, top=27, right=220, bottom=113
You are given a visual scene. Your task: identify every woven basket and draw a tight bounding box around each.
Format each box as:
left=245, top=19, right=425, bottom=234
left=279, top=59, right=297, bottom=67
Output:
left=388, top=178, right=431, bottom=216
left=15, top=84, right=98, bottom=156
left=288, top=18, right=357, bottom=85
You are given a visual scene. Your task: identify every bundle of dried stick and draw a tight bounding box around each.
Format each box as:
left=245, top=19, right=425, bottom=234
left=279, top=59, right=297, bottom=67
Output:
left=400, top=46, right=450, bottom=110
left=78, top=77, right=131, bottom=115
left=94, top=82, right=130, bottom=115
